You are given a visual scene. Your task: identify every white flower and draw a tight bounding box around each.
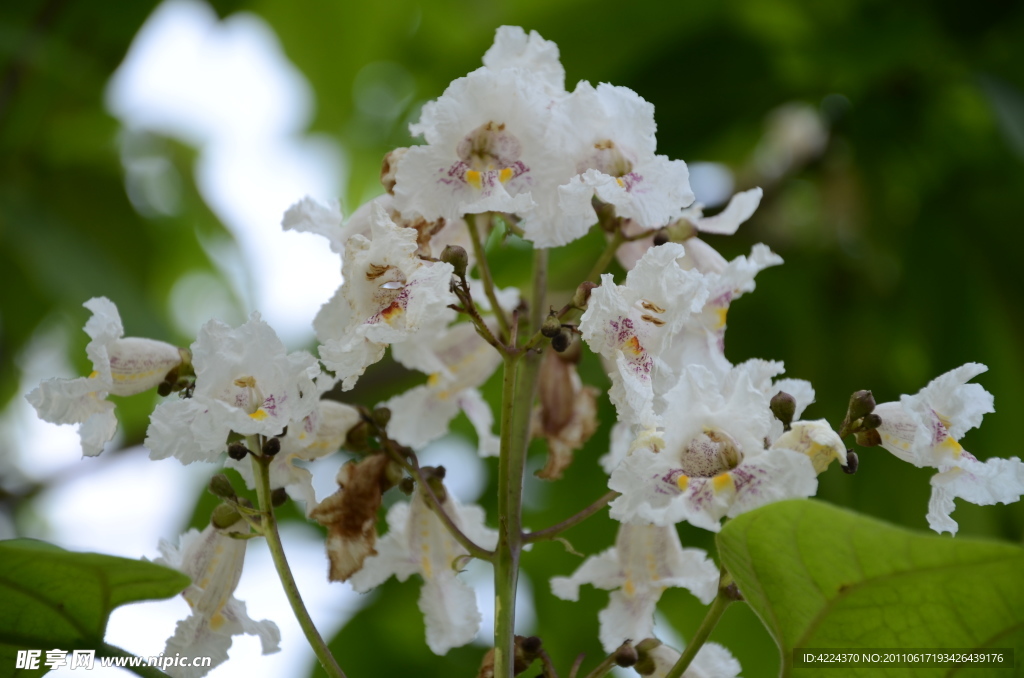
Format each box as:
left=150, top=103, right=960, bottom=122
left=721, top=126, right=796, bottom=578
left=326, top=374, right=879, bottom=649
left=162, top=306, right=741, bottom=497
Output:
left=608, top=361, right=818, bottom=530
left=615, top=187, right=763, bottom=274
left=872, top=363, right=1024, bottom=534
left=579, top=243, right=707, bottom=427
left=393, top=64, right=573, bottom=233
left=552, top=83, right=693, bottom=244
left=665, top=243, right=783, bottom=377
left=282, top=195, right=346, bottom=254
left=227, top=398, right=360, bottom=515
left=640, top=642, right=741, bottom=678
left=349, top=487, right=498, bottom=655
left=482, top=26, right=565, bottom=94
left=26, top=297, right=183, bottom=457
left=146, top=312, right=319, bottom=464
left=315, top=204, right=456, bottom=390
left=383, top=322, right=503, bottom=456
left=156, top=524, right=279, bottom=678
left=551, top=523, right=718, bottom=652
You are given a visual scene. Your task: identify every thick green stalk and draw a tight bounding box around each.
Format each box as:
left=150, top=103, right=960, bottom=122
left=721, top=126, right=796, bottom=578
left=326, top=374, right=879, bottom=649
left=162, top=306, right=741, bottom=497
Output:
left=493, top=352, right=522, bottom=677
left=251, top=452, right=346, bottom=678
left=493, top=248, right=548, bottom=678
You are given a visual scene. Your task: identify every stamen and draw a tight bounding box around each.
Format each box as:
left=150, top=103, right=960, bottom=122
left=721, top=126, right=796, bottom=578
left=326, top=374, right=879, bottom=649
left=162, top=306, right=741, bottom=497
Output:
left=640, top=314, right=665, bottom=326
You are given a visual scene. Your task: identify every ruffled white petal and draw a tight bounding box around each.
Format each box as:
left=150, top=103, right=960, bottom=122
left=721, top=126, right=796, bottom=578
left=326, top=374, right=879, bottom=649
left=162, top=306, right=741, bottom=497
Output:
left=282, top=196, right=345, bottom=254
left=419, top=574, right=481, bottom=655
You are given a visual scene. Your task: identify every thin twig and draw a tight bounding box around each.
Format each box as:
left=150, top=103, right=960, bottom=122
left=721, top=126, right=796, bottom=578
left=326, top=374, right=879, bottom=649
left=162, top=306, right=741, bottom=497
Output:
left=523, top=491, right=619, bottom=543
left=466, top=213, right=511, bottom=340
left=379, top=437, right=495, bottom=561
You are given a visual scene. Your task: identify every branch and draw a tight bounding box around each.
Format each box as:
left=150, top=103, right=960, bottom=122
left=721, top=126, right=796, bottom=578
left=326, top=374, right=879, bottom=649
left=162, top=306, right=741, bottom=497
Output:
left=523, top=491, right=619, bottom=544
left=379, top=437, right=495, bottom=561
left=466, top=212, right=511, bottom=340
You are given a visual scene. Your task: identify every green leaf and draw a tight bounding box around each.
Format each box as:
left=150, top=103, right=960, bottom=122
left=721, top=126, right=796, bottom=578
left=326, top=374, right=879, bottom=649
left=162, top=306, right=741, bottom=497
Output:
left=717, top=500, right=1024, bottom=677
left=0, top=539, right=190, bottom=677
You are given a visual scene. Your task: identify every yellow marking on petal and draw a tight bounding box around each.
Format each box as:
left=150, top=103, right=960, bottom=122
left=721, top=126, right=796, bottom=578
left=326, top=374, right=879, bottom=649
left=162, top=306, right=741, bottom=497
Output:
left=249, top=409, right=268, bottom=421
left=615, top=177, right=626, bottom=188
left=714, top=307, right=729, bottom=329
left=88, top=371, right=99, bottom=379
left=498, top=167, right=513, bottom=184
left=623, top=578, right=635, bottom=596
left=712, top=472, right=735, bottom=493
left=623, top=335, right=644, bottom=356
left=676, top=474, right=690, bottom=492
left=209, top=613, right=226, bottom=630
left=421, top=556, right=433, bottom=578
left=381, top=301, right=404, bottom=323
left=199, top=577, right=210, bottom=588
left=465, top=170, right=483, bottom=190
left=939, top=435, right=964, bottom=459
left=235, top=376, right=256, bottom=388
left=427, top=373, right=441, bottom=387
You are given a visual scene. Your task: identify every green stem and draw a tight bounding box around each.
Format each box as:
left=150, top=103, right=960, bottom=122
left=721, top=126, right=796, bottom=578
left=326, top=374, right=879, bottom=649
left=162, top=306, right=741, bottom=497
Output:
left=97, top=643, right=170, bottom=678
left=663, top=588, right=733, bottom=678
left=251, top=451, right=346, bottom=678
left=584, top=230, right=624, bottom=284
left=523, top=491, right=619, bottom=544
left=380, top=440, right=494, bottom=560
left=493, top=352, right=522, bottom=678
left=466, top=213, right=511, bottom=340
left=494, top=247, right=548, bottom=678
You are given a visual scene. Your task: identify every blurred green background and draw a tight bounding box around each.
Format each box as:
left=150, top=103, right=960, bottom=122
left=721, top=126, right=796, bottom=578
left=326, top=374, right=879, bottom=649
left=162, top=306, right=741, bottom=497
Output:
left=2, top=0, right=1023, bottom=676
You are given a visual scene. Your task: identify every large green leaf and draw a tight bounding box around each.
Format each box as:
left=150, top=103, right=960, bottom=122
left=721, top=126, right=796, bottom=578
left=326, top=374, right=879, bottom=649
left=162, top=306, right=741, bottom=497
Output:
left=717, top=500, right=1024, bottom=677
left=0, top=539, right=190, bottom=677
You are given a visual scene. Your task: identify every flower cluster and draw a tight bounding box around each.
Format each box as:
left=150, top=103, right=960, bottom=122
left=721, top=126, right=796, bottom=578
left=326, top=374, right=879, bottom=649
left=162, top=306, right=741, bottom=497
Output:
left=22, top=22, right=1024, bottom=678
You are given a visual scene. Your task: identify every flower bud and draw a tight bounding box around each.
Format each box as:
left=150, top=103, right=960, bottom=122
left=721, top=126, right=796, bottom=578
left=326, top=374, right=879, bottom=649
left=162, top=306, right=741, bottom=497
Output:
left=541, top=314, right=562, bottom=338
left=843, top=449, right=859, bottom=474
left=211, top=503, right=242, bottom=529
left=571, top=281, right=597, bottom=310
left=157, top=381, right=173, bottom=397
left=551, top=329, right=572, bottom=353
left=615, top=642, right=639, bottom=667
left=399, top=476, right=415, bottom=495
left=770, top=390, right=797, bottom=431
left=372, top=406, right=392, bottom=429
left=633, top=638, right=663, bottom=676
left=440, top=244, right=469, bottom=278
left=652, top=229, right=670, bottom=247
left=208, top=473, right=236, bottom=500
left=861, top=413, right=882, bottom=430
left=262, top=436, right=281, bottom=457
left=847, top=389, right=876, bottom=421
left=271, top=487, right=289, bottom=507
left=227, top=442, right=250, bottom=460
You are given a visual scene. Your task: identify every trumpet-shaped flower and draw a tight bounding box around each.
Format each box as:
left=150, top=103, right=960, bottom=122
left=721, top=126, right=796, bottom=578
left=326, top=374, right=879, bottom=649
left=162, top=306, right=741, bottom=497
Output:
left=608, top=361, right=818, bottom=530
left=550, top=523, right=718, bottom=652
left=315, top=204, right=456, bottom=390
left=145, top=312, right=319, bottom=464
left=393, top=32, right=575, bottom=240
left=580, top=243, right=707, bottom=427
left=554, top=83, right=693, bottom=244
left=615, top=187, right=763, bottom=274
left=872, top=363, right=1024, bottom=534
left=27, top=297, right=183, bottom=457
left=156, top=524, right=279, bottom=677
left=349, top=487, right=498, bottom=655
left=665, top=243, right=783, bottom=377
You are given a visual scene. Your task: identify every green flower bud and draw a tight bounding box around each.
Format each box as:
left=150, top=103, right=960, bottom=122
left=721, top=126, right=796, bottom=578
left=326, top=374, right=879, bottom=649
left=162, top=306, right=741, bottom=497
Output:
left=440, top=245, right=469, bottom=278
left=770, top=390, right=797, bottom=431
left=208, top=473, right=236, bottom=500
